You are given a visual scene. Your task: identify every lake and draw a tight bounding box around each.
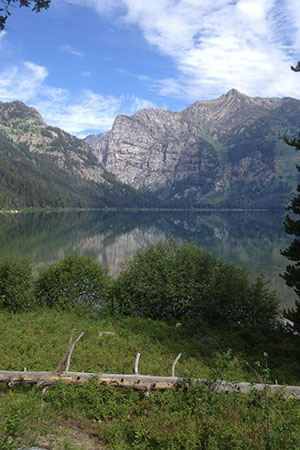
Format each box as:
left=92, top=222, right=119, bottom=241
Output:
left=0, top=209, right=296, bottom=308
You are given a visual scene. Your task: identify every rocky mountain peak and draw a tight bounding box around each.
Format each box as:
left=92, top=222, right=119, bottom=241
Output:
left=0, top=100, right=44, bottom=126
left=0, top=100, right=109, bottom=186
left=224, top=88, right=245, bottom=98
left=85, top=90, right=300, bottom=208
left=217, top=88, right=250, bottom=109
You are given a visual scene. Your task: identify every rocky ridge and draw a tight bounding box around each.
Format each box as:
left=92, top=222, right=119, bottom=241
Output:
left=85, top=89, right=300, bottom=207
left=0, top=101, right=106, bottom=184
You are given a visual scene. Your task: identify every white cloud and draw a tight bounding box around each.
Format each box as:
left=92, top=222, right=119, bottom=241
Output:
left=0, top=60, right=156, bottom=135
left=0, top=61, right=48, bottom=102
left=122, top=0, right=300, bottom=99
left=126, top=97, right=156, bottom=114
left=35, top=89, right=156, bottom=135
left=63, top=0, right=300, bottom=100
left=285, top=0, right=300, bottom=49
left=2, top=0, right=300, bottom=135
left=81, top=71, right=92, bottom=77
left=60, top=44, right=84, bottom=57
left=61, top=0, right=125, bottom=15
left=35, top=89, right=122, bottom=134
left=0, top=31, right=6, bottom=48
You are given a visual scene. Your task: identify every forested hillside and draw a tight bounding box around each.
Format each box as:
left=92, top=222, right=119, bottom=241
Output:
left=0, top=101, right=155, bottom=209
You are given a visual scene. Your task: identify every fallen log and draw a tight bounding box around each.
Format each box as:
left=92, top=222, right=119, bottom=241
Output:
left=0, top=370, right=300, bottom=398
left=1, top=332, right=299, bottom=398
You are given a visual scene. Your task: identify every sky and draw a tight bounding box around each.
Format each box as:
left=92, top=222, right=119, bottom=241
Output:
left=0, top=0, right=300, bottom=137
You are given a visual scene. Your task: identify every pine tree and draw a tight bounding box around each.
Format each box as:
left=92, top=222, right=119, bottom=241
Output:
left=281, top=62, right=300, bottom=331
left=281, top=134, right=300, bottom=331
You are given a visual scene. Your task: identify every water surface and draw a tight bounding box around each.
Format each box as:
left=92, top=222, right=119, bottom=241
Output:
left=0, top=209, right=296, bottom=308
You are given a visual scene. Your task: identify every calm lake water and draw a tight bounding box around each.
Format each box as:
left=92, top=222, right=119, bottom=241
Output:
left=0, top=209, right=296, bottom=308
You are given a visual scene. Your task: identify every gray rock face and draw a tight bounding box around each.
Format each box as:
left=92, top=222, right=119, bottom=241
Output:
left=86, top=107, right=213, bottom=192
left=85, top=89, right=300, bottom=206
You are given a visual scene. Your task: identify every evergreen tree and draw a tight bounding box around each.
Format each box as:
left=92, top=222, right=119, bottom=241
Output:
left=281, top=134, right=300, bottom=331
left=281, top=63, right=300, bottom=331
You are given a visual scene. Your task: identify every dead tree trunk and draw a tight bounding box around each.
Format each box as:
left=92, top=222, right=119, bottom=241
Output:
left=1, top=333, right=299, bottom=398
left=0, top=370, right=300, bottom=397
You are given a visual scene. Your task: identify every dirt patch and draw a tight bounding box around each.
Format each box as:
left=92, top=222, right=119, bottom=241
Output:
left=35, top=419, right=106, bottom=450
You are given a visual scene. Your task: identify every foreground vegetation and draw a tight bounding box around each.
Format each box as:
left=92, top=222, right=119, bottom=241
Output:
left=0, top=310, right=299, bottom=449
left=0, top=242, right=281, bottom=325
left=0, top=244, right=300, bottom=448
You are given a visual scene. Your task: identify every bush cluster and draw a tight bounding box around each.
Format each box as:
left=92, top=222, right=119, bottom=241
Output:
left=113, top=241, right=279, bottom=327
left=0, top=242, right=280, bottom=328
left=0, top=254, right=34, bottom=312
left=34, top=252, right=110, bottom=310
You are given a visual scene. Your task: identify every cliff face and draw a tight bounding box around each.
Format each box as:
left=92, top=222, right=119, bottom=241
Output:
left=85, top=89, right=300, bottom=207
left=85, top=107, right=208, bottom=191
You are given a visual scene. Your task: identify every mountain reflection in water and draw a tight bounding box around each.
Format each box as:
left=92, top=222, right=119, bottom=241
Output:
left=0, top=209, right=296, bottom=308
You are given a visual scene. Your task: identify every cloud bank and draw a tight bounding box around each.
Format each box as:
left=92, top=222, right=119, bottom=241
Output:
left=0, top=61, right=155, bottom=136
left=64, top=0, right=300, bottom=99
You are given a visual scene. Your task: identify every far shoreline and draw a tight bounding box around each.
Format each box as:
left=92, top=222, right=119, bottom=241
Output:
left=0, top=206, right=287, bottom=214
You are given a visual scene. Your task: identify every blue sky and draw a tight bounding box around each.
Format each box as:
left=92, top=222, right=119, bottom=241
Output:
left=0, top=0, right=300, bottom=136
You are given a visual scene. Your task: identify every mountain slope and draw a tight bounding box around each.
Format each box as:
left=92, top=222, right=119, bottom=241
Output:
left=85, top=89, right=300, bottom=208
left=0, top=101, right=153, bottom=209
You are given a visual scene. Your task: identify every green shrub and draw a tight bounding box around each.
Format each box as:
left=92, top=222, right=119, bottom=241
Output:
left=0, top=254, right=34, bottom=312
left=113, top=241, right=279, bottom=327
left=113, top=240, right=215, bottom=318
left=34, top=252, right=111, bottom=310
left=43, top=379, right=300, bottom=450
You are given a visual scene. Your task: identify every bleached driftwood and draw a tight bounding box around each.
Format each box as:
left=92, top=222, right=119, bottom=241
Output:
left=54, top=332, right=84, bottom=374
left=66, top=332, right=85, bottom=372
left=172, top=353, right=182, bottom=377
left=134, top=353, right=141, bottom=375
left=1, top=333, right=300, bottom=398
left=0, top=370, right=300, bottom=398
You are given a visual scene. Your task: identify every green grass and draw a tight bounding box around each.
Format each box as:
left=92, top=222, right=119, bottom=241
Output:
left=0, top=310, right=214, bottom=377
left=0, top=310, right=300, bottom=448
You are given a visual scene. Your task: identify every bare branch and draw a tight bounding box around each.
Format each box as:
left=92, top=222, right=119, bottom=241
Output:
left=66, top=332, right=84, bottom=372
left=53, top=335, right=73, bottom=375
left=134, top=353, right=141, bottom=375
left=172, top=353, right=182, bottom=377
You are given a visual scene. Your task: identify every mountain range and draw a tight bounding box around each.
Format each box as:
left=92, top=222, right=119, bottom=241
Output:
left=0, top=101, right=153, bottom=209
left=1, top=89, right=300, bottom=209
left=85, top=89, right=300, bottom=208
